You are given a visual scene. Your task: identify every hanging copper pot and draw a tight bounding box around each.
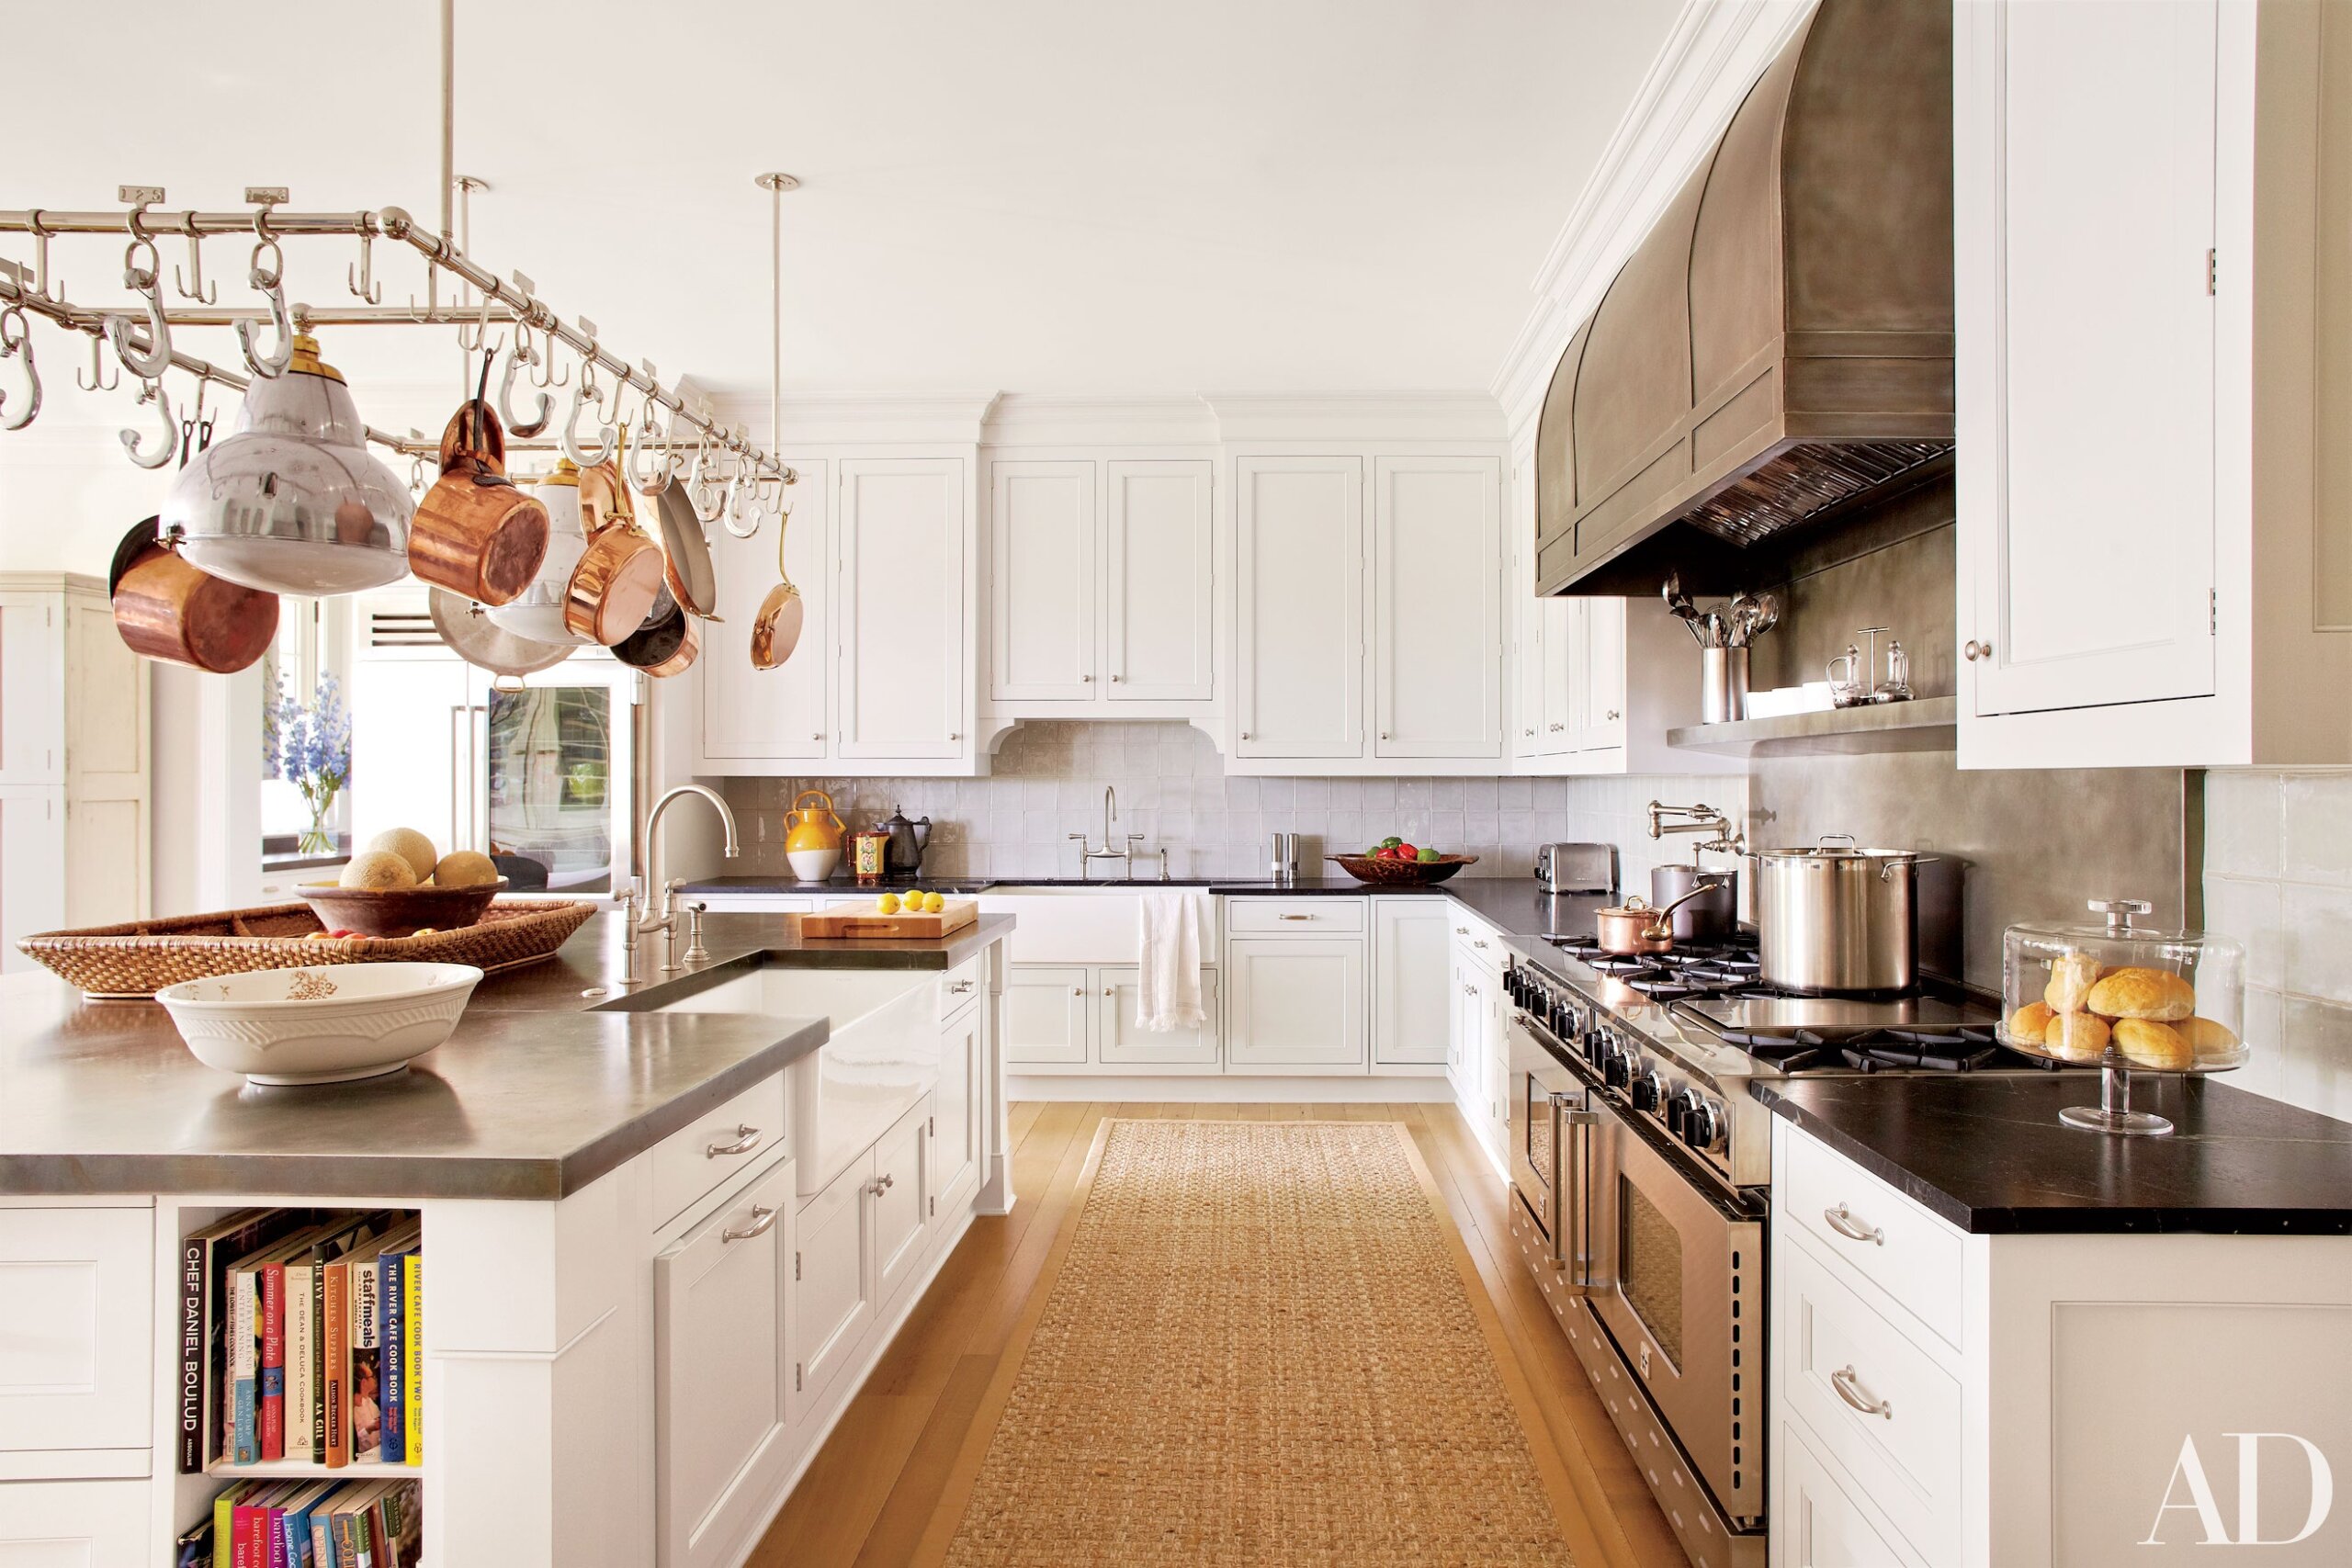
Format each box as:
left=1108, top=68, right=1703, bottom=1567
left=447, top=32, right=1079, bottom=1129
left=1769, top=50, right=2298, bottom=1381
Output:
left=407, top=362, right=551, bottom=606
left=613, top=584, right=700, bottom=678
left=651, top=480, right=718, bottom=619
left=749, top=494, right=802, bottom=670
left=107, top=516, right=279, bottom=673
left=563, top=518, right=664, bottom=645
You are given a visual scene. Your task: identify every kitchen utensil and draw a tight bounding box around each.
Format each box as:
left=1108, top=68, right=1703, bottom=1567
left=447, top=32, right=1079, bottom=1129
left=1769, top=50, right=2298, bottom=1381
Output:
left=1326, top=852, right=1478, bottom=886
left=298, top=878, right=509, bottom=939
left=107, top=515, right=278, bottom=673
left=1873, top=638, right=1913, bottom=702
left=1271, top=831, right=1302, bottom=884
left=427, top=587, right=572, bottom=682
left=483, top=459, right=594, bottom=645
left=850, top=828, right=890, bottom=885
left=1650, top=863, right=1738, bottom=941
left=156, top=960, right=482, bottom=1086
left=1999, top=897, right=2248, bottom=1136
left=881, top=807, right=932, bottom=878
left=1826, top=644, right=1865, bottom=706
left=1594, top=895, right=1678, bottom=955
left=161, top=333, right=413, bottom=594
left=406, top=361, right=551, bottom=607
left=784, top=789, right=845, bottom=883
left=651, top=479, right=718, bottom=619
left=562, top=514, right=665, bottom=646
left=795, top=898, right=979, bottom=941
left=1747, top=834, right=1928, bottom=994
left=1701, top=646, right=1748, bottom=724
left=749, top=499, right=803, bottom=670
left=1534, top=841, right=1617, bottom=894
left=611, top=583, right=699, bottom=678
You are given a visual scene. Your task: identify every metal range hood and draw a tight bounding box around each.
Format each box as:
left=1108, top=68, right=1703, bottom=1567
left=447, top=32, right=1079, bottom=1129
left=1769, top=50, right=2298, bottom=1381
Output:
left=1535, top=0, right=1954, bottom=597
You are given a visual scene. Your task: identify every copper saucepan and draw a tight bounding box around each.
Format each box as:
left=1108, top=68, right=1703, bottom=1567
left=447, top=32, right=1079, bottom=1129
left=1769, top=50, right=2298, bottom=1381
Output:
left=407, top=371, right=551, bottom=607
left=108, top=517, right=279, bottom=673
left=565, top=457, right=665, bottom=646
left=613, top=584, right=700, bottom=678
left=1593, top=878, right=1730, bottom=957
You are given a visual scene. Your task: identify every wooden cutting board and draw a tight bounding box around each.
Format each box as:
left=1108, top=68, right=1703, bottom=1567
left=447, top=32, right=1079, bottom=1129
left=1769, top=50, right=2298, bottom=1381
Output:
left=793, top=897, right=980, bottom=940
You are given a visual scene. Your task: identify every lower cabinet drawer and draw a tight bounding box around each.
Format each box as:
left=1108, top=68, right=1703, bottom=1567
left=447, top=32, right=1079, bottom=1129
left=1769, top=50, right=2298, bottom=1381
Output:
left=1778, top=1419, right=1926, bottom=1568
left=1780, top=1233, right=1960, bottom=1567
left=655, top=1159, right=796, bottom=1568
left=1227, top=897, right=1365, bottom=934
left=0, top=1479, right=151, bottom=1565
left=1782, top=1125, right=1963, bottom=1348
left=651, top=1073, right=790, bottom=1230
left=0, top=1206, right=151, bottom=1453
left=937, top=954, right=982, bottom=1019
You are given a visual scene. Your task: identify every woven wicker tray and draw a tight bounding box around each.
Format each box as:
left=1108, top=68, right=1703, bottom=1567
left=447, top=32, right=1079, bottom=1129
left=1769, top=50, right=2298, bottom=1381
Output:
left=17, top=899, right=597, bottom=998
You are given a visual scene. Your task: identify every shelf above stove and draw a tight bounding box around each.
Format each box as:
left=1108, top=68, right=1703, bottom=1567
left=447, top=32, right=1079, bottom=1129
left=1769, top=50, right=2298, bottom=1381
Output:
left=1666, top=694, right=1957, bottom=757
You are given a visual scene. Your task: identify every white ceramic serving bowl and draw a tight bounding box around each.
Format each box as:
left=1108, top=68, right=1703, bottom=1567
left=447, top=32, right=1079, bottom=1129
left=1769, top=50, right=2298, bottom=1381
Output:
left=156, top=962, right=483, bottom=1086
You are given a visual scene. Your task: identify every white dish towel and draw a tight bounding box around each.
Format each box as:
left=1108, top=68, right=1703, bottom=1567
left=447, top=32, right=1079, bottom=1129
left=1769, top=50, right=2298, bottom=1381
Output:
left=1136, top=892, right=1207, bottom=1032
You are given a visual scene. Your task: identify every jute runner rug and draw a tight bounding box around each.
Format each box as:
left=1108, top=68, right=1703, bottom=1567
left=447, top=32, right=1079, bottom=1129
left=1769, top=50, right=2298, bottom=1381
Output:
left=917, top=1119, right=1584, bottom=1567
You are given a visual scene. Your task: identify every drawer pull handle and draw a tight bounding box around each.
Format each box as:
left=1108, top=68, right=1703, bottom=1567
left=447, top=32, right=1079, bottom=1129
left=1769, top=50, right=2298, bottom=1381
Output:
left=1455, top=926, right=1469, bottom=935
left=721, top=1204, right=778, bottom=1243
left=707, top=1124, right=763, bottom=1158
left=1830, top=1365, right=1893, bottom=1420
left=1473, top=939, right=1488, bottom=949
left=1278, top=913, right=1314, bottom=921
left=1823, top=1203, right=1884, bottom=1246
left=948, top=979, right=975, bottom=993
left=866, top=1173, right=897, bottom=1196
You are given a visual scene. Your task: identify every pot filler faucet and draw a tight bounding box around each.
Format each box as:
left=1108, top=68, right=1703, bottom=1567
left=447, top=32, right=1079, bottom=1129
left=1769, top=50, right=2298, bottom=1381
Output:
left=1067, top=784, right=1170, bottom=881
left=1648, top=800, right=1747, bottom=857
left=622, top=784, right=741, bottom=981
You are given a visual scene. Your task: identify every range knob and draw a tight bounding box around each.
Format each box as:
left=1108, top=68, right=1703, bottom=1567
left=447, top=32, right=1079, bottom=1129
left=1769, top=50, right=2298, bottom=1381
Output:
left=1682, top=1097, right=1724, bottom=1152
left=1584, top=1025, right=1611, bottom=1069
left=1631, top=1067, right=1666, bottom=1112
left=1603, top=1050, right=1632, bottom=1089
left=1665, top=1088, right=1698, bottom=1139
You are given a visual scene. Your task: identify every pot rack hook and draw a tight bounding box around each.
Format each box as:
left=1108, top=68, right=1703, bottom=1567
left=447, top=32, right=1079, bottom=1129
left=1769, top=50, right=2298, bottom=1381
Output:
left=24, top=210, right=62, bottom=302
left=175, top=375, right=213, bottom=465
left=0, top=305, right=40, bottom=433
left=74, top=332, right=119, bottom=393
left=456, top=288, right=500, bottom=355
left=347, top=228, right=381, bottom=305
left=627, top=393, right=671, bottom=495
left=718, top=466, right=762, bottom=539
left=526, top=321, right=566, bottom=389
left=171, top=212, right=218, bottom=305
left=105, top=232, right=173, bottom=382
left=688, top=430, right=726, bottom=525
left=119, top=378, right=177, bottom=470
left=498, top=336, right=551, bottom=437
left=234, top=211, right=294, bottom=378
left=560, top=357, right=616, bottom=468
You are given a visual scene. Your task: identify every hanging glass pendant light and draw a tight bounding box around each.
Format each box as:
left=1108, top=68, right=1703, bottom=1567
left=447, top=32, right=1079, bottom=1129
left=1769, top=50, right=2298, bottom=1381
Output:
left=162, top=333, right=413, bottom=595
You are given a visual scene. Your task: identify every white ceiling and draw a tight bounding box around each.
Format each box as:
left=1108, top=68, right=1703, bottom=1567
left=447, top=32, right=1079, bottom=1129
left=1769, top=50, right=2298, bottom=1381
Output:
left=13, top=0, right=1678, bottom=401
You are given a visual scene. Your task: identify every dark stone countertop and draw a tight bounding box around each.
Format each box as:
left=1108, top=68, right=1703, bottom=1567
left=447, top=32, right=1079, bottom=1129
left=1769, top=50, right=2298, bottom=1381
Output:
left=0, top=911, right=1013, bottom=1201
left=1750, top=1073, right=2352, bottom=1235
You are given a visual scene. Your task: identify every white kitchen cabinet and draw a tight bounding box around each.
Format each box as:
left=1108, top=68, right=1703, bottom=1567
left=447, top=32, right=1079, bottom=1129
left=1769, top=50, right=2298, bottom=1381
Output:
left=1372, top=898, right=1452, bottom=1069
left=1003, top=965, right=1091, bottom=1066
left=933, top=999, right=982, bottom=1207
left=989, top=459, right=1096, bottom=701
left=1097, top=965, right=1221, bottom=1069
left=870, top=1100, right=931, bottom=1308
left=0, top=1480, right=150, bottom=1566
left=699, top=458, right=830, bottom=764
left=792, top=1153, right=874, bottom=1415
left=1371, top=456, right=1501, bottom=760
left=0, top=1205, right=151, bottom=1455
left=1105, top=459, right=1215, bottom=702
left=1234, top=455, right=1364, bottom=760
left=1224, top=936, right=1365, bottom=1069
left=836, top=457, right=968, bottom=762
left=1956, top=2, right=2352, bottom=766
left=1567, top=596, right=1627, bottom=752
left=655, top=1156, right=796, bottom=1568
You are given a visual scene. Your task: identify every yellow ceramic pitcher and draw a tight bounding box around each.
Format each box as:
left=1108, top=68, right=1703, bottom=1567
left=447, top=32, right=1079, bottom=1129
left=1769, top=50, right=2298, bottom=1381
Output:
left=784, top=789, right=845, bottom=882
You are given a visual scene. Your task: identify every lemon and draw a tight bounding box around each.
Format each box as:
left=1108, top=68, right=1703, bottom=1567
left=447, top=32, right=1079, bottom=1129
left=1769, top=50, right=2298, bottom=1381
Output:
left=923, top=892, right=946, bottom=914
left=877, top=893, right=902, bottom=914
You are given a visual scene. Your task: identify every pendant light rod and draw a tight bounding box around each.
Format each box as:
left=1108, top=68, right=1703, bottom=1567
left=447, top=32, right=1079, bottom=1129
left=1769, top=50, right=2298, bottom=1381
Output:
left=754, top=173, right=797, bottom=461
left=438, top=0, right=456, bottom=243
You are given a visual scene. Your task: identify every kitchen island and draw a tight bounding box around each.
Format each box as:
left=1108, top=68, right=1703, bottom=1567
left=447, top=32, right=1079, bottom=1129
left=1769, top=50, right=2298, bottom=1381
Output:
left=0, top=910, right=1015, bottom=1568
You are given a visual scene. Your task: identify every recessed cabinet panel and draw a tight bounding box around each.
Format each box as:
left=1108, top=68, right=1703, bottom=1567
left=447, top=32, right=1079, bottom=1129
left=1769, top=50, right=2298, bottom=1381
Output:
left=1225, top=937, right=1365, bottom=1067
left=871, top=1102, right=931, bottom=1307
left=0, top=595, right=63, bottom=784
left=1003, top=966, right=1091, bottom=1065
left=1105, top=460, right=1214, bottom=701
left=0, top=1205, right=151, bottom=1452
left=702, top=459, right=828, bottom=761
left=1373, top=457, right=1501, bottom=758
left=838, top=459, right=965, bottom=759
left=793, top=1152, right=873, bottom=1412
left=989, top=461, right=1096, bottom=700
left=1235, top=457, right=1363, bottom=759
left=1098, top=965, right=1221, bottom=1067
left=1373, top=899, right=1451, bottom=1066
left=1966, top=1, right=2218, bottom=716
left=1574, top=596, right=1626, bottom=751
left=934, top=1003, right=982, bottom=1200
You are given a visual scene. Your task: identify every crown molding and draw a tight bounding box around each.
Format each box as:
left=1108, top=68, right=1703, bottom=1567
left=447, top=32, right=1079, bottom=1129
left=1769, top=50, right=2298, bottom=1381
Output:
left=1490, top=0, right=1819, bottom=445
left=1204, top=390, right=1507, bottom=446
left=979, top=393, right=1219, bottom=448
left=704, top=390, right=1001, bottom=448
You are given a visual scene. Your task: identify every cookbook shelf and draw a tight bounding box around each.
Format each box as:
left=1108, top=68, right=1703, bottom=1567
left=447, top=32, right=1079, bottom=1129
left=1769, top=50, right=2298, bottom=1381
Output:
left=1666, top=694, right=1958, bottom=757
left=205, top=1459, right=418, bottom=1480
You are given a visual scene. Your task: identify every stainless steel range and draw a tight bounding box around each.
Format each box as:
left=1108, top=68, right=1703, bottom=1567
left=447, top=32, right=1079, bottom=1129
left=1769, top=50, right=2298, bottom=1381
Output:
left=1503, top=933, right=2057, bottom=1568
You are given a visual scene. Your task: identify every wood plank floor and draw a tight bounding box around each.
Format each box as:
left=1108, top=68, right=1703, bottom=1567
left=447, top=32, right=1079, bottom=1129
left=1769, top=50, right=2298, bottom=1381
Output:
left=745, top=1102, right=1686, bottom=1568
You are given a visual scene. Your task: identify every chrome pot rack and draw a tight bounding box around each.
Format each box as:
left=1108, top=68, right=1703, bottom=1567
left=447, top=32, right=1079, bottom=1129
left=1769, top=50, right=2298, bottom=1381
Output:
left=0, top=188, right=794, bottom=523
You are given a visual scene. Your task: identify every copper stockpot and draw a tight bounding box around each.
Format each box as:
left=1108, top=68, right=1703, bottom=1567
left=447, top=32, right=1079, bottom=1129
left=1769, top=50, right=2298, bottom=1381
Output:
left=107, top=517, right=278, bottom=673
left=407, top=392, right=550, bottom=606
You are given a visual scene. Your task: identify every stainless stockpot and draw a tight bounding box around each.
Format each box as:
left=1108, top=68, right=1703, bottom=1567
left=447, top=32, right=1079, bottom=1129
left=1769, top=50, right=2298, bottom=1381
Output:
left=1749, top=834, right=1929, bottom=994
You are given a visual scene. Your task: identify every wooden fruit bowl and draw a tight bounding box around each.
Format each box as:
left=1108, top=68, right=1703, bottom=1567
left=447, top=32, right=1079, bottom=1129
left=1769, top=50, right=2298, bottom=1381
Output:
left=1326, top=853, right=1478, bottom=886
left=299, top=879, right=510, bottom=939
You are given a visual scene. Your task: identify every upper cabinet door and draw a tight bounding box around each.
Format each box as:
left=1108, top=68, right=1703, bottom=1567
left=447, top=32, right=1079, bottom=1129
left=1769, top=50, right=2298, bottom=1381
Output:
left=1574, top=596, right=1626, bottom=752
left=989, top=460, right=1096, bottom=701
left=1105, top=460, right=1214, bottom=702
left=1959, top=0, right=2219, bottom=718
left=1235, top=456, right=1364, bottom=759
left=702, top=458, right=829, bottom=761
left=1372, top=457, right=1501, bottom=760
left=838, top=458, right=967, bottom=760
left=1540, top=598, right=1578, bottom=755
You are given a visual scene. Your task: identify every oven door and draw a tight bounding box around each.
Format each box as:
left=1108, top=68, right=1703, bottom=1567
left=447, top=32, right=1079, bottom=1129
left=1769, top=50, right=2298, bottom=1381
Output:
left=1579, top=1101, right=1766, bottom=1525
left=1508, top=1017, right=1590, bottom=1270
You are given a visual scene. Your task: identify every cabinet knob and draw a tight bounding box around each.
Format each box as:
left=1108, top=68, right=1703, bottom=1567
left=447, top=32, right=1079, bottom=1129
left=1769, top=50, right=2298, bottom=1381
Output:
left=812, top=732, right=822, bottom=741
left=1111, top=673, right=1124, bottom=682
left=1963, top=639, right=1991, bottom=662
left=1071, top=986, right=1083, bottom=996
left=1548, top=723, right=1563, bottom=732
left=1082, top=673, right=1094, bottom=682
left=1605, top=709, right=1620, bottom=721
left=949, top=731, right=962, bottom=741
left=1239, top=730, right=1251, bottom=740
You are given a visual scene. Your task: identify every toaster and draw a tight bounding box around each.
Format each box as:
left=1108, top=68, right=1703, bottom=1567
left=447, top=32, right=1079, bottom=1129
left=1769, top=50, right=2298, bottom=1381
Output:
left=1534, top=841, right=1616, bottom=895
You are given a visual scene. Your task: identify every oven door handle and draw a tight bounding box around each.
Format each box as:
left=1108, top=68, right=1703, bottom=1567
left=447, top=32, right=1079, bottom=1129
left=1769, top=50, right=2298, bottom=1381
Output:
left=1555, top=1092, right=1600, bottom=1294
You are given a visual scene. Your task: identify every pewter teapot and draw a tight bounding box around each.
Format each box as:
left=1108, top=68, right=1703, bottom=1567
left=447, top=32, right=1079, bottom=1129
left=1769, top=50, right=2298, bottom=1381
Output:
left=881, top=806, right=931, bottom=877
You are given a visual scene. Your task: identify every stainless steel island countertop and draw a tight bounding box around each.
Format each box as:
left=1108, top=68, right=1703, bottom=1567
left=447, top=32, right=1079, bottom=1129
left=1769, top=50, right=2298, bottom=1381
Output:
left=0, top=910, right=1013, bottom=1201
